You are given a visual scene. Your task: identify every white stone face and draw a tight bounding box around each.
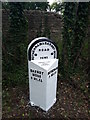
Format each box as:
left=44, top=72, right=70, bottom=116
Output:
left=27, top=37, right=58, bottom=111
left=28, top=59, right=58, bottom=111
left=31, top=41, right=57, bottom=60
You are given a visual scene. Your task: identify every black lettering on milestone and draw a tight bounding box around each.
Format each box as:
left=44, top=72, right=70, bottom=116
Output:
left=47, top=48, right=49, bottom=51
left=48, top=67, right=58, bottom=75
left=32, top=73, right=41, bottom=78
left=51, top=45, right=55, bottom=50
left=37, top=44, right=39, bottom=47
left=34, top=77, right=37, bottom=80
left=51, top=73, right=53, bottom=76
left=42, top=72, right=44, bottom=75
left=34, top=47, right=36, bottom=50
left=34, top=54, right=37, bottom=56
left=32, top=73, right=34, bottom=76
left=35, top=45, right=38, bottom=48
left=37, top=71, right=41, bottom=74
left=46, top=42, right=49, bottom=45
left=40, top=43, right=42, bottom=45
left=40, top=57, right=42, bottom=59
left=51, top=52, right=53, bottom=55
left=30, top=69, right=32, bottom=72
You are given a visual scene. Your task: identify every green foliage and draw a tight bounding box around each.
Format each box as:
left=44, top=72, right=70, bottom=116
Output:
left=3, top=2, right=28, bottom=86
left=60, top=2, right=89, bottom=79
left=50, top=2, right=61, bottom=12
left=2, top=2, right=49, bottom=11
left=2, top=2, right=10, bottom=9
left=3, top=65, right=28, bottom=87
left=8, top=2, right=28, bottom=65
left=2, top=2, right=50, bottom=87
left=60, top=2, right=76, bottom=78
left=71, top=3, right=89, bottom=64
left=9, top=3, right=27, bottom=32
left=24, top=2, right=49, bottom=11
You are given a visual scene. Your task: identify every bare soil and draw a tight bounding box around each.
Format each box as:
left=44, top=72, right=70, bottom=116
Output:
left=2, top=80, right=90, bottom=119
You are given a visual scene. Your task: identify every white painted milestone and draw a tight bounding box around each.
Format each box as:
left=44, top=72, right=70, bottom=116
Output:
left=27, top=37, right=58, bottom=111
